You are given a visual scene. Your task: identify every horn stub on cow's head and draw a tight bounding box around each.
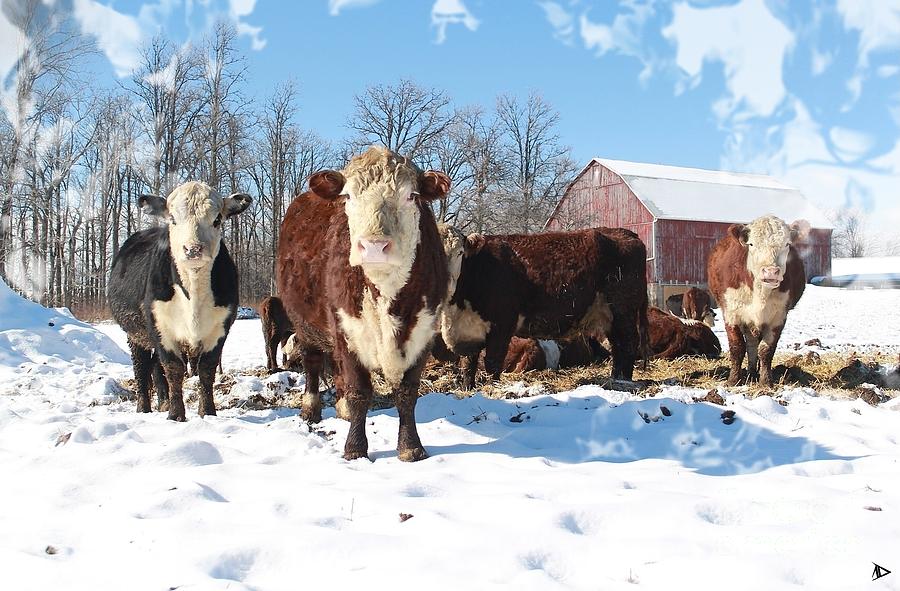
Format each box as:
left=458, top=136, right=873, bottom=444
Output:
left=418, top=170, right=451, bottom=202
left=308, top=170, right=346, bottom=200
left=464, top=233, right=486, bottom=257
left=729, top=223, right=750, bottom=246
left=139, top=194, right=167, bottom=218
left=224, top=192, right=252, bottom=218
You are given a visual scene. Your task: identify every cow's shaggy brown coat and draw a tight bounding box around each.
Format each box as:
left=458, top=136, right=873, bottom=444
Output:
left=259, top=296, right=294, bottom=371
left=441, top=228, right=649, bottom=389
left=707, top=215, right=807, bottom=385
left=276, top=147, right=450, bottom=461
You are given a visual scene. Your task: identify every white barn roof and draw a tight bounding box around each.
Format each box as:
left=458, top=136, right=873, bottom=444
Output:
left=592, top=158, right=832, bottom=228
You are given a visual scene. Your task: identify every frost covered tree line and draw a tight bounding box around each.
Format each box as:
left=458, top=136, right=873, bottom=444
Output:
left=0, top=9, right=576, bottom=315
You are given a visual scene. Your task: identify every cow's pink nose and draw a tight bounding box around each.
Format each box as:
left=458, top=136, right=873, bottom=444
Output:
left=358, top=238, right=392, bottom=263
left=761, top=266, right=781, bottom=282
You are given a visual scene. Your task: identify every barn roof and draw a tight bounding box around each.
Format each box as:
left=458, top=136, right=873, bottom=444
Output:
left=588, top=158, right=833, bottom=228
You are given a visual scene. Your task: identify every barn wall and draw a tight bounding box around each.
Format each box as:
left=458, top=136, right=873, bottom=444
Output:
left=656, top=220, right=832, bottom=283
left=546, top=161, right=656, bottom=281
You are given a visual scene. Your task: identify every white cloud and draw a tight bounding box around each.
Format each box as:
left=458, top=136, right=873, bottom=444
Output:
left=810, top=47, right=832, bottom=76
left=663, top=0, right=794, bottom=121
left=722, top=100, right=900, bottom=240
left=431, top=0, right=479, bottom=44
left=829, top=126, right=876, bottom=161
left=538, top=1, right=575, bottom=45
left=72, top=0, right=143, bottom=77
left=328, top=0, right=381, bottom=17
left=877, top=64, right=900, bottom=78
left=579, top=0, right=656, bottom=81
left=836, top=0, right=900, bottom=69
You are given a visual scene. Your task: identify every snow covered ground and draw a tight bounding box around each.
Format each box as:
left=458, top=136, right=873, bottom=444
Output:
left=2, top=280, right=900, bottom=590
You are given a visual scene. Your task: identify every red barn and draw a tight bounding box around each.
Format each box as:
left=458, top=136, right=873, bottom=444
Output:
left=545, top=158, right=833, bottom=307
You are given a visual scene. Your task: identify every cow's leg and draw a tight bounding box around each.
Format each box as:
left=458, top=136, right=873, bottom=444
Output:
left=724, top=323, right=746, bottom=386
left=150, top=351, right=169, bottom=412
left=159, top=349, right=188, bottom=421
left=300, top=349, right=325, bottom=423
left=744, top=328, right=761, bottom=383
left=127, top=338, right=153, bottom=413
left=196, top=344, right=223, bottom=417
left=461, top=353, right=479, bottom=390
left=395, top=356, right=428, bottom=462
left=333, top=359, right=351, bottom=421
left=336, top=346, right=374, bottom=461
left=758, top=324, right=782, bottom=386
left=609, top=309, right=639, bottom=381
left=265, top=330, right=278, bottom=371
left=484, top=331, right=513, bottom=382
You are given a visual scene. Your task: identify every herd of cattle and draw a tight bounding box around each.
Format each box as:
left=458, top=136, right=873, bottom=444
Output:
left=108, top=146, right=809, bottom=461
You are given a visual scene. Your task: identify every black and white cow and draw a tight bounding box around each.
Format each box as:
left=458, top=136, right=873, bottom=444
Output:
left=108, top=181, right=251, bottom=420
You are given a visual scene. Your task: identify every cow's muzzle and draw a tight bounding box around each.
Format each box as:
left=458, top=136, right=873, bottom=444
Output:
left=183, top=243, right=204, bottom=261
left=357, top=238, right=393, bottom=264
left=760, top=266, right=782, bottom=287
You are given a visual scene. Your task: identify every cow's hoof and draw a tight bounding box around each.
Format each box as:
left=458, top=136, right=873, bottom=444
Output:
left=167, top=410, right=187, bottom=422
left=343, top=449, right=371, bottom=461
left=301, top=409, right=323, bottom=423
left=136, top=403, right=152, bottom=413
left=199, top=408, right=217, bottom=418
left=398, top=447, right=429, bottom=462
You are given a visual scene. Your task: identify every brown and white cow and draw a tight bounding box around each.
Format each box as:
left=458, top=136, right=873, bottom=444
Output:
left=276, top=147, right=450, bottom=461
left=259, top=295, right=294, bottom=371
left=647, top=306, right=721, bottom=360
left=682, top=287, right=716, bottom=327
left=439, top=228, right=649, bottom=389
left=707, top=215, right=807, bottom=385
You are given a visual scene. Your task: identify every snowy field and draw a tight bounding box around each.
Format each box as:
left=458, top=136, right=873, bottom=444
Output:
left=2, top=280, right=900, bottom=590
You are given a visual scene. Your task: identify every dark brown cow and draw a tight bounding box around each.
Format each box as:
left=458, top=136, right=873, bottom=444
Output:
left=647, top=307, right=721, bottom=360
left=440, top=228, right=649, bottom=389
left=259, top=296, right=294, bottom=371
left=707, top=215, right=807, bottom=385
left=682, top=287, right=716, bottom=327
left=276, top=147, right=450, bottom=461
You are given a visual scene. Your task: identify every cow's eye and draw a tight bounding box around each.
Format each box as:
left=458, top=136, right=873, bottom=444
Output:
left=169, top=217, right=177, bottom=226
left=408, top=191, right=419, bottom=202
left=213, top=214, right=222, bottom=228
left=747, top=242, right=753, bottom=247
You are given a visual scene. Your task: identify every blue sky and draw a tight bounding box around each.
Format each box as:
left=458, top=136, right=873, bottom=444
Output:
left=3, top=0, right=899, bottom=242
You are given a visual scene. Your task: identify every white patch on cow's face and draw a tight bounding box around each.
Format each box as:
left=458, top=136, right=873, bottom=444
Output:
left=743, top=215, right=793, bottom=290
left=165, top=182, right=228, bottom=269
left=337, top=289, right=437, bottom=385
left=438, top=224, right=466, bottom=300
left=440, top=300, right=491, bottom=352
left=340, top=150, right=422, bottom=299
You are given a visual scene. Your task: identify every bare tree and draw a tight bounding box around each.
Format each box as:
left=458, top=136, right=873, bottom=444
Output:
left=347, top=79, right=453, bottom=158
left=495, top=92, right=577, bottom=234
left=831, top=208, right=871, bottom=258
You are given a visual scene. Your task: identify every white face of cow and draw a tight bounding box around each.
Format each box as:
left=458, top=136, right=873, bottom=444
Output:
left=437, top=223, right=466, bottom=299
left=307, top=147, right=451, bottom=286
left=734, top=215, right=808, bottom=290
left=141, top=182, right=251, bottom=270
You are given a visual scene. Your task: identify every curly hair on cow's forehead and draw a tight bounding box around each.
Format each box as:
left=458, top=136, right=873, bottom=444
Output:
left=343, top=146, right=420, bottom=193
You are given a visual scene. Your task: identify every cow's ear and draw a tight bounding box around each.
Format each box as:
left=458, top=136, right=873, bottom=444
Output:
left=309, top=170, right=345, bottom=200
left=139, top=194, right=167, bottom=218
left=729, top=223, right=750, bottom=246
left=464, top=233, right=485, bottom=256
left=418, top=171, right=451, bottom=201
left=789, top=219, right=810, bottom=243
left=224, top=192, right=252, bottom=218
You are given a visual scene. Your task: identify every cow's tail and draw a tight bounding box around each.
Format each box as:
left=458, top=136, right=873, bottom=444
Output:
left=638, top=300, right=650, bottom=371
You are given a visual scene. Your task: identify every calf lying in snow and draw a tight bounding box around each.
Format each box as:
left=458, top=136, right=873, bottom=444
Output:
left=647, top=307, right=721, bottom=360
left=108, top=182, right=251, bottom=419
